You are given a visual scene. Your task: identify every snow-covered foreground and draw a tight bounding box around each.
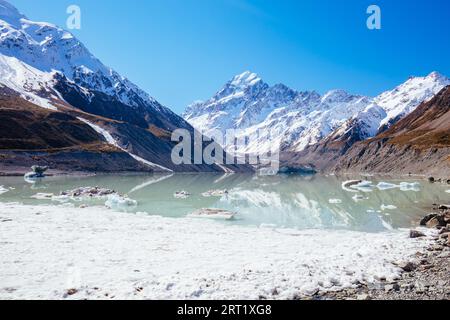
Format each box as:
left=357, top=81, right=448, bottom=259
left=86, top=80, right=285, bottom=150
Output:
left=0, top=202, right=433, bottom=300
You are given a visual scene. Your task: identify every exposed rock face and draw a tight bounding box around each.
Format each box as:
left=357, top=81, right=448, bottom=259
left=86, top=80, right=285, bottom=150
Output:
left=285, top=86, right=450, bottom=176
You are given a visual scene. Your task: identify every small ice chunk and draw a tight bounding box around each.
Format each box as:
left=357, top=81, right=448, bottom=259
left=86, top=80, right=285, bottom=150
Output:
left=105, top=194, right=137, bottom=210
left=329, top=198, right=342, bottom=204
left=201, top=189, right=229, bottom=197
left=341, top=180, right=360, bottom=193
left=446, top=190, right=450, bottom=194
left=376, top=182, right=399, bottom=190
left=351, top=180, right=374, bottom=192
left=188, top=208, right=236, bottom=220
left=352, top=194, right=367, bottom=202
left=0, top=186, right=9, bottom=195
left=31, top=193, right=54, bottom=200
left=174, top=191, right=190, bottom=199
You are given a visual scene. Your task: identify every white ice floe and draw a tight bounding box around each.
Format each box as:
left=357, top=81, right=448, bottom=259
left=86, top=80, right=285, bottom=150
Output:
left=377, top=182, right=420, bottom=192
left=104, top=194, right=137, bottom=210
left=30, top=193, right=54, bottom=200
left=328, top=199, right=342, bottom=204
left=342, top=180, right=374, bottom=193
left=376, top=182, right=398, bottom=190
left=0, top=186, right=9, bottom=195
left=446, top=190, right=450, bottom=194
left=201, top=189, right=229, bottom=197
left=352, top=194, right=367, bottom=202
left=341, top=180, right=360, bottom=193
left=0, top=202, right=435, bottom=300
left=174, top=191, right=191, bottom=199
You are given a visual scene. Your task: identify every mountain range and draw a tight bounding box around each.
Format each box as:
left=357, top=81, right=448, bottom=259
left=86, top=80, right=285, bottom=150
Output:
left=184, top=71, right=450, bottom=175
left=0, top=0, right=246, bottom=174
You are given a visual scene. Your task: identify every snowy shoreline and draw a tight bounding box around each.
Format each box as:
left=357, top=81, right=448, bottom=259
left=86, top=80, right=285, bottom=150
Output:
left=0, top=202, right=434, bottom=300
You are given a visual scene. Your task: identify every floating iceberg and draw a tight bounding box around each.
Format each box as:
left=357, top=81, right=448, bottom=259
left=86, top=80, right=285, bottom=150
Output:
left=202, top=189, right=229, bottom=197
left=105, top=194, right=137, bottom=210
left=376, top=182, right=399, bottom=190
left=377, top=181, right=421, bottom=192
left=329, top=198, right=342, bottom=204
left=352, top=194, right=367, bottom=202
left=351, top=180, right=374, bottom=192
left=24, top=166, right=49, bottom=183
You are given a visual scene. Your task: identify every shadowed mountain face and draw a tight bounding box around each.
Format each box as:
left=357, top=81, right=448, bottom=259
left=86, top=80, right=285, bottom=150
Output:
left=284, top=86, right=450, bottom=176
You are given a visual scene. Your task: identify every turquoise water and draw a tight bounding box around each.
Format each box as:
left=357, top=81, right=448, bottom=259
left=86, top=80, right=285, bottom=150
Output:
left=0, top=173, right=448, bottom=232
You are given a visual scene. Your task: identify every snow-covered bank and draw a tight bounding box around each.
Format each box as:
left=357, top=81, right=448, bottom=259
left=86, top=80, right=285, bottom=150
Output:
left=0, top=202, right=433, bottom=300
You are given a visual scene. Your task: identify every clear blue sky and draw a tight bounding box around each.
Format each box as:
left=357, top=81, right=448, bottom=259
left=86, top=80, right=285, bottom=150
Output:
left=10, top=0, right=450, bottom=113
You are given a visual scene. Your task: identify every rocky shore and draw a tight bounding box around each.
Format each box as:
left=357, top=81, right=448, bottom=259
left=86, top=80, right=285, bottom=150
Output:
left=315, top=206, right=450, bottom=300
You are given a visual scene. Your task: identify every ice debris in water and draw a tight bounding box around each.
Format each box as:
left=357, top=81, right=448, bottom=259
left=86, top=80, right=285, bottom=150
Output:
left=329, top=198, right=342, bottom=204
left=376, top=182, right=420, bottom=191
left=351, top=181, right=374, bottom=192
left=0, top=186, right=9, bottom=195
left=188, top=208, right=236, bottom=220
left=202, top=189, right=229, bottom=197
left=174, top=191, right=191, bottom=199
left=381, top=204, right=397, bottom=211
left=352, top=194, right=367, bottom=202
left=399, top=182, right=420, bottom=192
left=376, top=182, right=398, bottom=190
left=105, top=194, right=137, bottom=210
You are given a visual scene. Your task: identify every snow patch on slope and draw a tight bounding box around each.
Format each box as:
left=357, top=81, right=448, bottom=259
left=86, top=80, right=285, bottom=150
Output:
left=77, top=117, right=173, bottom=172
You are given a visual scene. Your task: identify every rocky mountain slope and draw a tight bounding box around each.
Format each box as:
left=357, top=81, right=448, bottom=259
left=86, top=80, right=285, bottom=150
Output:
left=286, top=86, right=450, bottom=175
left=184, top=71, right=449, bottom=156
left=0, top=0, right=245, bottom=173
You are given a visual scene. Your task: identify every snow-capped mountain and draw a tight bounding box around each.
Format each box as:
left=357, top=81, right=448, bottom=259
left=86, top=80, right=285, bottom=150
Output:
left=184, top=71, right=450, bottom=154
left=0, top=0, right=192, bottom=132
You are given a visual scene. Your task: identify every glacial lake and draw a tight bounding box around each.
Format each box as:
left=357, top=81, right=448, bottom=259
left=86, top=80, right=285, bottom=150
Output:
left=0, top=174, right=449, bottom=232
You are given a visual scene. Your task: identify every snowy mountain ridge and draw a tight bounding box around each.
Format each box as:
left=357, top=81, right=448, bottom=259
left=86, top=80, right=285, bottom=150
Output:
left=184, top=71, right=450, bottom=153
left=0, top=0, right=170, bottom=115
